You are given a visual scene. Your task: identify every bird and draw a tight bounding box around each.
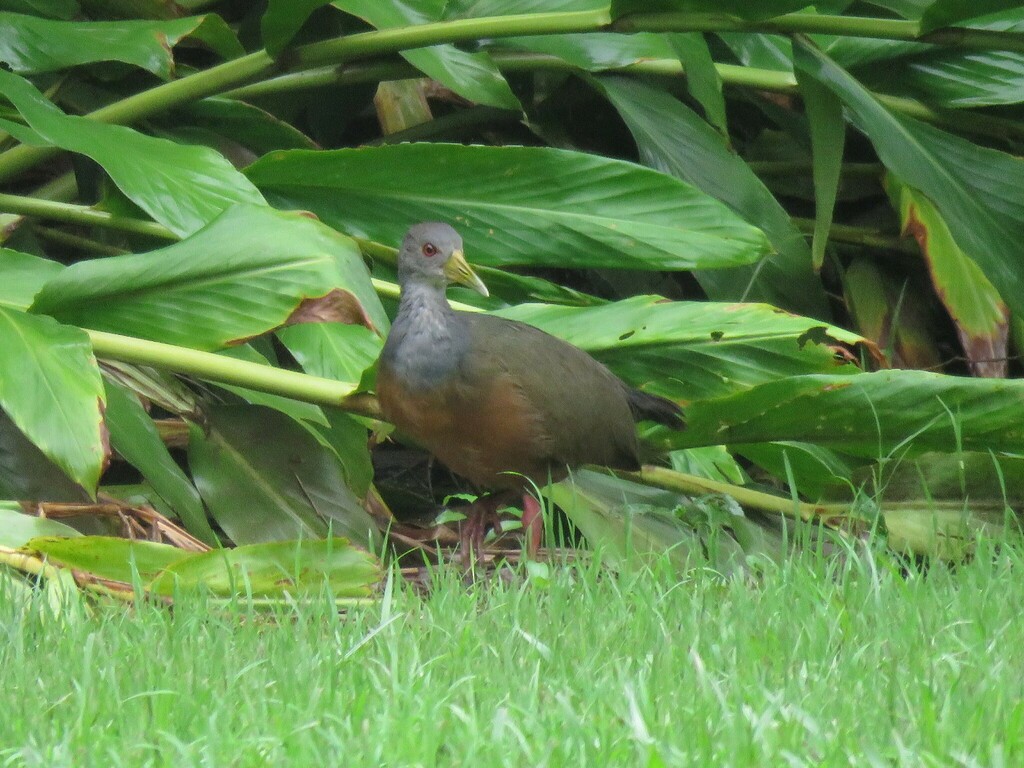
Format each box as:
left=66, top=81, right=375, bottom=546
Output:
left=375, top=222, right=685, bottom=557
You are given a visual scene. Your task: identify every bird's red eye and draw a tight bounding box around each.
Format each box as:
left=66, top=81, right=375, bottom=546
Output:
left=422, top=243, right=438, bottom=257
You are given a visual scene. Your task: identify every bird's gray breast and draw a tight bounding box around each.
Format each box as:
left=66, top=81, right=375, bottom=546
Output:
left=380, top=304, right=472, bottom=391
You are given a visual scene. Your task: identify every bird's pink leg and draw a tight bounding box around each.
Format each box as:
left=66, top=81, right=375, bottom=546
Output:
left=521, top=493, right=542, bottom=558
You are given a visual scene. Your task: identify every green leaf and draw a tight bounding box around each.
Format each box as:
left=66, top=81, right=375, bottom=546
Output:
left=0, top=0, right=78, bottom=19
left=0, top=13, right=241, bottom=77
left=0, top=410, right=89, bottom=501
left=595, top=76, right=829, bottom=318
left=0, top=68, right=265, bottom=237
left=795, top=61, right=844, bottom=272
left=168, top=98, right=319, bottom=154
left=792, top=36, right=1024, bottom=320
left=496, top=297, right=862, bottom=403
left=27, top=535, right=192, bottom=584
left=0, top=507, right=80, bottom=549
left=920, top=0, right=1016, bottom=31
left=885, top=175, right=1009, bottom=378
left=277, top=322, right=382, bottom=390
left=103, top=378, right=218, bottom=545
left=738, top=442, right=863, bottom=500
left=308, top=411, right=374, bottom=499
left=261, top=0, right=334, bottom=55
left=213, top=345, right=330, bottom=427
left=335, top=0, right=521, bottom=110
left=669, top=446, right=746, bottom=485
left=188, top=405, right=380, bottom=548
left=247, top=144, right=771, bottom=271
left=678, top=370, right=1024, bottom=457
left=0, top=307, right=106, bottom=493
left=845, top=13, right=1024, bottom=108
left=32, top=205, right=387, bottom=351
left=147, top=538, right=380, bottom=598
left=0, top=249, right=62, bottom=310
left=670, top=33, right=726, bottom=134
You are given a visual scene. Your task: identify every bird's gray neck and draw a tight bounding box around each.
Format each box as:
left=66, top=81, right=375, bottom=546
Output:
left=381, top=279, right=469, bottom=388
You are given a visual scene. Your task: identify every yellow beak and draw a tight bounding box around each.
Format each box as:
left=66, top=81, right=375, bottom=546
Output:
left=443, top=248, right=489, bottom=297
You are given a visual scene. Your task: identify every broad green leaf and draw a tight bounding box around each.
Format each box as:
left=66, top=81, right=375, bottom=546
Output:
left=334, top=0, right=521, bottom=110
left=214, top=345, right=330, bottom=427
left=32, top=205, right=387, bottom=351
left=0, top=68, right=265, bottom=237
left=168, top=98, right=319, bottom=154
left=0, top=0, right=78, bottom=19
left=670, top=33, right=726, bottom=134
left=594, top=76, right=830, bottom=318
left=188, top=405, right=380, bottom=548
left=0, top=410, right=89, bottom=501
left=277, top=322, right=382, bottom=389
left=885, top=175, right=1009, bottom=378
left=247, top=144, right=772, bottom=271
left=612, top=0, right=812, bottom=21
left=849, top=12, right=1024, bottom=108
left=0, top=308, right=105, bottom=493
left=103, top=378, right=218, bottom=545
left=669, top=446, right=746, bottom=485
left=0, top=507, right=80, bottom=548
left=262, top=0, right=335, bottom=54
left=677, top=370, right=1024, bottom=457
left=496, top=297, right=862, bottom=403
left=718, top=32, right=793, bottom=73
left=0, top=13, right=241, bottom=77
left=0, top=249, right=61, bottom=310
left=309, top=411, right=374, bottom=499
left=921, top=0, right=1017, bottom=30
left=149, top=538, right=380, bottom=597
left=738, top=442, right=863, bottom=500
left=26, top=535, right=192, bottom=584
left=795, top=62, right=844, bottom=271
left=792, top=37, right=1024, bottom=320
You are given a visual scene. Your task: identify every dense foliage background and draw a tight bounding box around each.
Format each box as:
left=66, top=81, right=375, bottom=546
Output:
left=2, top=0, right=1023, bottom=593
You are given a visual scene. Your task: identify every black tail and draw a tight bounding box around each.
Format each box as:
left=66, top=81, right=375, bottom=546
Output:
left=627, top=388, right=685, bottom=430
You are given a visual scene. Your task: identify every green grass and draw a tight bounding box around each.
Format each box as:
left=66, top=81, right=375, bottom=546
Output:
left=3, top=544, right=1024, bottom=767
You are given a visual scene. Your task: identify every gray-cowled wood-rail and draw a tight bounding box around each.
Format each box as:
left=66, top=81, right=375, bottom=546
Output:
left=376, top=222, right=685, bottom=556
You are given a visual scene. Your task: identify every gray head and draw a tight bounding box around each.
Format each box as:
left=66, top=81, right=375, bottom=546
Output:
left=397, top=222, right=488, bottom=296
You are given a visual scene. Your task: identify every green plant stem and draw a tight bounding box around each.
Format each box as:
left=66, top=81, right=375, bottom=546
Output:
left=633, top=465, right=857, bottom=523
left=748, top=160, right=884, bottom=177
left=87, top=329, right=382, bottom=419
left=33, top=226, right=128, bottom=256
left=0, top=193, right=175, bottom=239
left=791, top=217, right=919, bottom=255
left=293, top=9, right=611, bottom=69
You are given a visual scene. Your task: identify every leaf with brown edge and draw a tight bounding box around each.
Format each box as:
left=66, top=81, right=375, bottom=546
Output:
left=886, top=174, right=1009, bottom=378
left=284, top=288, right=380, bottom=333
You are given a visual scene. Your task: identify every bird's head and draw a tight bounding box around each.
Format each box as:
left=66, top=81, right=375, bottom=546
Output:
left=398, top=222, right=489, bottom=296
